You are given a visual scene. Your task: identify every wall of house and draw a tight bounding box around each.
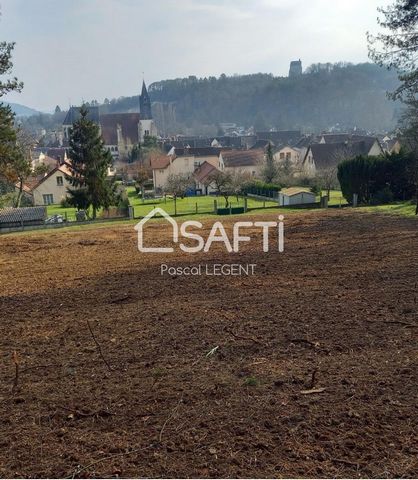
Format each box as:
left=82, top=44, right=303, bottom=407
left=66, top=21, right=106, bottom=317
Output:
left=224, top=164, right=261, bottom=177
left=280, top=192, right=316, bottom=206
left=32, top=170, right=72, bottom=206
left=273, top=146, right=301, bottom=165
left=302, top=149, right=316, bottom=177
left=153, top=155, right=220, bottom=190
left=368, top=141, right=383, bottom=156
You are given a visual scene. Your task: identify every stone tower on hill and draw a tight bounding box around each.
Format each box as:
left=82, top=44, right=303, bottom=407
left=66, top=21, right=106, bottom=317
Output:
left=289, top=59, right=302, bottom=77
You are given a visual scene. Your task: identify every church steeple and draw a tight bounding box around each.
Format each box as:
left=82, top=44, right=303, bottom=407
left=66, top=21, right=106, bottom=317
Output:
left=139, top=80, right=152, bottom=120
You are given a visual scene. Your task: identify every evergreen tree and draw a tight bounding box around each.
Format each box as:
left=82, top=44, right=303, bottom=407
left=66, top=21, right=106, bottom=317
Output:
left=0, top=40, right=25, bottom=202
left=67, top=105, right=113, bottom=219
left=261, top=143, right=279, bottom=184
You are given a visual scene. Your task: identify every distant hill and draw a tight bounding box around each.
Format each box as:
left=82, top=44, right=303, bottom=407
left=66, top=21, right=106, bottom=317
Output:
left=4, top=102, right=41, bottom=117
left=100, top=62, right=401, bottom=134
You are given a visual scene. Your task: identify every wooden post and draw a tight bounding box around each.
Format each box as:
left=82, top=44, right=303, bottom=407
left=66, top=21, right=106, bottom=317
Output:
left=353, top=193, right=358, bottom=208
left=196, top=202, right=198, bottom=214
left=244, top=197, right=248, bottom=212
left=174, top=196, right=177, bottom=216
left=214, top=199, right=217, bottom=214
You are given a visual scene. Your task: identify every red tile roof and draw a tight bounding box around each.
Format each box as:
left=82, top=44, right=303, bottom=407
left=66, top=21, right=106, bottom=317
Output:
left=150, top=154, right=172, bottom=170
left=194, top=161, right=218, bottom=184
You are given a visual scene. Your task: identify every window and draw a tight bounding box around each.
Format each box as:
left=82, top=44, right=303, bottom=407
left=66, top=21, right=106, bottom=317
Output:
left=286, top=152, right=291, bottom=161
left=144, top=130, right=150, bottom=136
left=280, top=152, right=285, bottom=159
left=56, top=176, right=63, bottom=186
left=43, top=194, right=54, bottom=205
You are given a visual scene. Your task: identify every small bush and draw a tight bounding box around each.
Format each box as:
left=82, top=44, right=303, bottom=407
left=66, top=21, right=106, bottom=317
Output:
left=310, top=184, right=322, bottom=196
left=60, top=197, right=71, bottom=208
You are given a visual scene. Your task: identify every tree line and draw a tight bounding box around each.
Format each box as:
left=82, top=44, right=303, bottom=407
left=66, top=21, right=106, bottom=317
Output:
left=101, top=63, right=400, bottom=133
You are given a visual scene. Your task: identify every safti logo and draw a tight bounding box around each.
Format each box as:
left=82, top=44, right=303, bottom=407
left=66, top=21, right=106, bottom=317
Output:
left=134, top=208, right=284, bottom=254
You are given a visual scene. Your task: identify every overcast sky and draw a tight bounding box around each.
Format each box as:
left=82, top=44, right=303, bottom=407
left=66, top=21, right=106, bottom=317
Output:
left=1, top=0, right=385, bottom=112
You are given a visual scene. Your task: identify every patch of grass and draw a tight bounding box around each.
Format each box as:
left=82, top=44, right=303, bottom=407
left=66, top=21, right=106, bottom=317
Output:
left=243, top=376, right=258, bottom=387
left=362, top=201, right=417, bottom=217
left=46, top=204, right=78, bottom=220
left=126, top=188, right=278, bottom=217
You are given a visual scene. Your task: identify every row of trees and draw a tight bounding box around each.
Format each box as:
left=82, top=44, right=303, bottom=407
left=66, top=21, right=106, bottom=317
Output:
left=101, top=63, right=399, bottom=133
left=337, top=150, right=417, bottom=205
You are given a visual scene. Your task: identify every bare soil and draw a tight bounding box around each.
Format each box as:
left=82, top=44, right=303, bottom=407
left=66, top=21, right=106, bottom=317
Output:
left=0, top=210, right=417, bottom=478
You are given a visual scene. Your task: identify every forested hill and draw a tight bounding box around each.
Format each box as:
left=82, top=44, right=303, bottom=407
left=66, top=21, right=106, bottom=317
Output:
left=103, top=63, right=400, bottom=134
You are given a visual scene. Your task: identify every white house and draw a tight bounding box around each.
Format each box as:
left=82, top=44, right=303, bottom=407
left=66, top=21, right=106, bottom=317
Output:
left=151, top=147, right=220, bottom=190
left=302, top=138, right=384, bottom=177
left=30, top=162, right=73, bottom=206
left=219, top=149, right=264, bottom=177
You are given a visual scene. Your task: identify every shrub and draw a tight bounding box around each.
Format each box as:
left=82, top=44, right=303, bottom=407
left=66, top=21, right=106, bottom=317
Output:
left=243, top=180, right=281, bottom=197
left=370, top=186, right=394, bottom=205
left=310, top=184, right=322, bottom=196
left=338, top=151, right=416, bottom=205
left=60, top=197, right=71, bottom=208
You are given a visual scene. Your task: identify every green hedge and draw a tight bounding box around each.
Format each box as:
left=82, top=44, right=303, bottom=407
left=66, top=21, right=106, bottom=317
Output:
left=337, top=150, right=416, bottom=205
left=217, top=207, right=245, bottom=215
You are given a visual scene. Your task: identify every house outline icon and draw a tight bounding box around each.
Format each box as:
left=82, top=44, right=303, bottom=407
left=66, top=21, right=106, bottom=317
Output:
left=134, top=207, right=178, bottom=253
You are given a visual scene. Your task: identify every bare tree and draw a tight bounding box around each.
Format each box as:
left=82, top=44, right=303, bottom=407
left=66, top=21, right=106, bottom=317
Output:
left=230, top=170, right=251, bottom=201
left=10, top=129, right=46, bottom=207
left=207, top=170, right=233, bottom=207
left=164, top=173, right=193, bottom=199
left=318, top=166, right=339, bottom=198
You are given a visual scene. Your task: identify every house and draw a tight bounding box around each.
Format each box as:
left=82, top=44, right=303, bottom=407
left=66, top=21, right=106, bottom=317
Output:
left=151, top=147, right=220, bottom=190
left=279, top=188, right=316, bottom=206
left=30, top=162, right=73, bottom=206
left=193, top=161, right=219, bottom=195
left=273, top=146, right=303, bottom=169
left=302, top=139, right=384, bottom=177
left=219, top=149, right=264, bottom=177
left=384, top=138, right=402, bottom=154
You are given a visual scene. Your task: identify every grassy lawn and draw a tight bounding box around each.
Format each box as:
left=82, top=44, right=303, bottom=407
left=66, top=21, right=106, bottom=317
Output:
left=362, top=201, right=417, bottom=217
left=127, top=187, right=278, bottom=217
left=324, top=190, right=347, bottom=206
left=46, top=204, right=78, bottom=220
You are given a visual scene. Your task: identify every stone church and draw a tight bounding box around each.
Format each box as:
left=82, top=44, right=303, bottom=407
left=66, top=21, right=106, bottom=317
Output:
left=62, top=81, right=157, bottom=162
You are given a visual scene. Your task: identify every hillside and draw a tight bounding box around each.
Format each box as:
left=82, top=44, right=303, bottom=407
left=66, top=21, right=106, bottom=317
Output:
left=4, top=102, right=41, bottom=117
left=101, top=63, right=400, bottom=135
